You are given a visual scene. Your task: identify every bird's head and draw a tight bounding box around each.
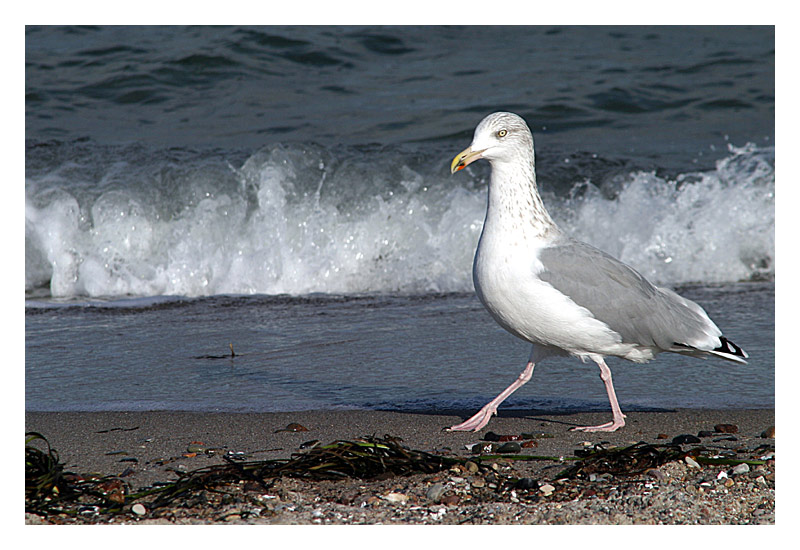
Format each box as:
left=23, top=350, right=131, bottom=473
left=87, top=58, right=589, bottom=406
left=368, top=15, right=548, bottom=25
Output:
left=450, top=112, right=534, bottom=174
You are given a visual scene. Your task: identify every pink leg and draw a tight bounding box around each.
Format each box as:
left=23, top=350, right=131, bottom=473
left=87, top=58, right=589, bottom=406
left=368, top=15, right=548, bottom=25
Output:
left=570, top=356, right=626, bottom=432
left=447, top=361, right=535, bottom=432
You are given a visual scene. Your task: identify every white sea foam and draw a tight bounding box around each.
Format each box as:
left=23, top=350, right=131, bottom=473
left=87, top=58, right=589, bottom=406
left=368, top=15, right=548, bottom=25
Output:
left=25, top=143, right=774, bottom=298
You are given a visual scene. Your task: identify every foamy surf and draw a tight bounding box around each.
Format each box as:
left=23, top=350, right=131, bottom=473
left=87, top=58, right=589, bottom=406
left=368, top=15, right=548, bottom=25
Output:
left=25, top=141, right=774, bottom=299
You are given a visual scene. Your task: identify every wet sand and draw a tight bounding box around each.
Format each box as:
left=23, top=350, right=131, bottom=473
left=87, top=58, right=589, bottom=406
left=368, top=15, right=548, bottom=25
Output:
left=26, top=408, right=774, bottom=492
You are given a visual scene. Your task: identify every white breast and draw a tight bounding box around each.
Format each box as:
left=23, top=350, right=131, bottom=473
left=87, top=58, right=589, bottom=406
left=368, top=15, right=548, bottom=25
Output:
left=472, top=231, right=634, bottom=359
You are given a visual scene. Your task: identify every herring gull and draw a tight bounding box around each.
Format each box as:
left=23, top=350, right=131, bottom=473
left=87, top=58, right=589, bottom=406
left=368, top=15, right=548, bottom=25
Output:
left=448, top=111, right=747, bottom=432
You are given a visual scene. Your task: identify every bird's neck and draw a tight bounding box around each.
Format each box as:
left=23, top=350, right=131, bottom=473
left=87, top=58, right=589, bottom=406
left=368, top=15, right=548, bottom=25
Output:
left=484, top=159, right=557, bottom=240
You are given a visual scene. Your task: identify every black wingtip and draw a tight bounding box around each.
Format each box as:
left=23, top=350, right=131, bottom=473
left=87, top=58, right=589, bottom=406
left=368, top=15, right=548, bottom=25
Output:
left=715, top=336, right=748, bottom=360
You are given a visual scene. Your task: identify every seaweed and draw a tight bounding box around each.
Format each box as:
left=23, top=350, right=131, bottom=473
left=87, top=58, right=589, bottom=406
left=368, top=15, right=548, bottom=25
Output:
left=25, top=432, right=770, bottom=522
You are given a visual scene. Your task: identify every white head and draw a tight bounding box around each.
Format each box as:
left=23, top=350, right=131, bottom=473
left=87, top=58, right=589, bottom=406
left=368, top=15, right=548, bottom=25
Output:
left=450, top=112, right=535, bottom=173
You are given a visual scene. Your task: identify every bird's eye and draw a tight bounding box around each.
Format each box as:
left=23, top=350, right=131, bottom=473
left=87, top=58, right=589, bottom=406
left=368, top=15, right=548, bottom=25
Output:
left=497, top=129, right=507, bottom=138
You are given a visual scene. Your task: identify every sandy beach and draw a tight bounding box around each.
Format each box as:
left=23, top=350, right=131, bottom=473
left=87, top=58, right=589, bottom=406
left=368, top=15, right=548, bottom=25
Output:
left=25, top=408, right=775, bottom=525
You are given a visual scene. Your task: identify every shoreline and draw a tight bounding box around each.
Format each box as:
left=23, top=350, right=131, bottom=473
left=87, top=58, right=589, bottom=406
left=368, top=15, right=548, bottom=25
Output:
left=25, top=408, right=774, bottom=525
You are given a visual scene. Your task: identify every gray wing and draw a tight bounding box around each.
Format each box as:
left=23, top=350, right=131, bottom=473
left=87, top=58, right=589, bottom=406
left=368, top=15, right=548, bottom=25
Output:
left=537, top=236, right=720, bottom=351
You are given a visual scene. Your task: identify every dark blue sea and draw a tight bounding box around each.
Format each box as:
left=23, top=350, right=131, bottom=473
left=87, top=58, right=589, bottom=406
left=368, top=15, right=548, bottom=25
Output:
left=25, top=26, right=774, bottom=413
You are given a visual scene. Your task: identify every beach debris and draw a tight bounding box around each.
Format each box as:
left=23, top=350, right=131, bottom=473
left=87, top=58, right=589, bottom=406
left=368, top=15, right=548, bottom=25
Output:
left=761, top=426, right=775, bottom=438
left=539, top=483, right=555, bottom=496
left=186, top=442, right=206, bottom=454
left=684, top=456, right=701, bottom=469
left=560, top=442, right=687, bottom=479
left=514, top=478, right=539, bottom=490
left=441, top=494, right=460, bottom=506
left=275, top=423, right=309, bottom=433
left=382, top=492, right=408, bottom=504
left=496, top=442, right=522, bottom=454
left=426, top=483, right=446, bottom=503
left=96, top=426, right=140, bottom=434
left=25, top=429, right=774, bottom=524
left=731, top=463, right=750, bottom=476
left=714, top=424, right=739, bottom=434
left=299, top=440, right=320, bottom=450
left=672, top=434, right=701, bottom=445
left=195, top=343, right=238, bottom=359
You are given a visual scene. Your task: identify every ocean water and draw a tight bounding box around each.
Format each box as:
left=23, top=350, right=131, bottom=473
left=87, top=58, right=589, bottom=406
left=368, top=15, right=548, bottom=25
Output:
left=25, top=26, right=775, bottom=413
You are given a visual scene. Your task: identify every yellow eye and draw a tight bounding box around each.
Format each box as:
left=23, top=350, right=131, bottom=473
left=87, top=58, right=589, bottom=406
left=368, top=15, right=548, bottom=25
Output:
left=497, top=129, right=507, bottom=138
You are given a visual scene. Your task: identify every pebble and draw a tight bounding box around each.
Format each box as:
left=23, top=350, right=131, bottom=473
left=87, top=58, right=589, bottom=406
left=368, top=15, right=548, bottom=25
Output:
left=186, top=444, right=206, bottom=454
left=714, top=423, right=738, bottom=434
left=383, top=492, right=408, bottom=504
left=496, top=442, right=521, bottom=454
left=472, top=478, right=486, bottom=488
left=515, top=478, right=538, bottom=490
left=441, top=494, right=460, bottom=506
left=731, top=463, right=750, bottom=476
left=275, top=423, right=309, bottom=433
left=684, top=456, right=701, bottom=469
left=131, top=503, right=147, bottom=516
left=761, top=426, right=775, bottom=438
left=465, top=461, right=479, bottom=474
left=673, top=434, right=701, bottom=445
left=646, top=468, right=666, bottom=482
left=426, top=482, right=446, bottom=503
left=697, top=430, right=714, bottom=438
left=539, top=484, right=555, bottom=496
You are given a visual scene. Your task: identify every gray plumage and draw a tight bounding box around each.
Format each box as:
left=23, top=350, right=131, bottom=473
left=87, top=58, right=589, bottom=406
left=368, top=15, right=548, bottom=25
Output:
left=537, top=234, right=725, bottom=358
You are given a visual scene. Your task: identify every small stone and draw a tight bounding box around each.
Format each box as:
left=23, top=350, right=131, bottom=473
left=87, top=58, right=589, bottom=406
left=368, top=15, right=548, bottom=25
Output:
left=646, top=468, right=666, bottom=481
left=656, top=433, right=668, bottom=439
left=383, top=492, right=408, bottom=504
left=755, top=475, right=767, bottom=485
left=483, top=431, right=501, bottom=442
left=521, top=440, right=537, bottom=448
left=464, top=461, right=479, bottom=474
left=761, top=426, right=775, bottom=438
left=441, top=494, right=460, bottom=506
left=673, top=434, right=701, bottom=445
left=498, top=434, right=521, bottom=442
left=724, top=478, right=735, bottom=488
left=186, top=443, right=206, bottom=454
left=539, top=483, right=555, bottom=496
left=684, top=456, right=701, bottom=469
left=274, top=423, right=309, bottom=433
left=714, top=423, right=738, bottom=434
left=515, top=478, right=538, bottom=490
left=496, top=442, right=521, bottom=454
left=731, top=463, right=750, bottom=476
left=471, top=478, right=485, bottom=488
left=131, top=503, right=147, bottom=516
left=697, top=430, right=714, bottom=438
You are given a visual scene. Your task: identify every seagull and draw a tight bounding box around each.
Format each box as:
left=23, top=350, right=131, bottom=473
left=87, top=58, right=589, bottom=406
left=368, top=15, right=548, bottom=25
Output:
left=448, top=112, right=747, bottom=432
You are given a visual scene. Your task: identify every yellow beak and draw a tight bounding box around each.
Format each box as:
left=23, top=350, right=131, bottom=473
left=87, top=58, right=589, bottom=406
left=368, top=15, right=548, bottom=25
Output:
left=450, top=146, right=485, bottom=174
